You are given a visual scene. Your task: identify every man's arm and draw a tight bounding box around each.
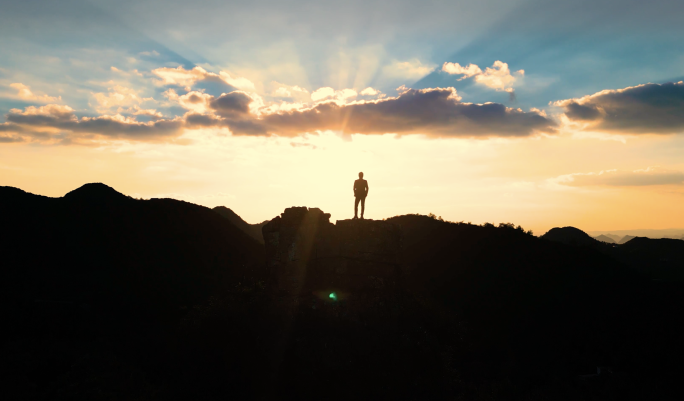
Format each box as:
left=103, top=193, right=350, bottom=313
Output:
left=364, top=180, right=369, bottom=196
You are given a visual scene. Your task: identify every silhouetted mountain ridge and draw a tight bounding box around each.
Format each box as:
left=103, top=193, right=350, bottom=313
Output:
left=541, top=226, right=601, bottom=246
left=213, top=206, right=267, bottom=243
left=63, top=182, right=130, bottom=202
left=0, top=183, right=265, bottom=326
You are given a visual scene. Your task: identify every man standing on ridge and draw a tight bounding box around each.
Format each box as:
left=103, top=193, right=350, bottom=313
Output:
left=353, top=172, right=369, bottom=219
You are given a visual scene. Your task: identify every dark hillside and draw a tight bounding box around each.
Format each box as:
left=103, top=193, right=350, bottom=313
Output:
left=387, top=215, right=684, bottom=397
left=613, top=237, right=684, bottom=279
left=2, top=189, right=683, bottom=400
left=213, top=205, right=267, bottom=243
left=542, top=226, right=684, bottom=280
left=0, top=184, right=268, bottom=400
left=541, top=226, right=603, bottom=247
left=0, top=183, right=265, bottom=320
left=619, top=234, right=637, bottom=244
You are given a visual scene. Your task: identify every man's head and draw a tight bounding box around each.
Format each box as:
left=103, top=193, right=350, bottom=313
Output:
left=359, top=172, right=364, bottom=179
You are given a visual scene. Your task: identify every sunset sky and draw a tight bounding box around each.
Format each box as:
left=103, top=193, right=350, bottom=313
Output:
left=2, top=0, right=684, bottom=234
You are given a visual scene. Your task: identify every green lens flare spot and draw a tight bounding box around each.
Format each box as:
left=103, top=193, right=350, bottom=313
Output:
left=329, top=292, right=337, bottom=301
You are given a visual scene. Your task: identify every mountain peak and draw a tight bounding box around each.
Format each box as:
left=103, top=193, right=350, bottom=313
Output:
left=595, top=234, right=616, bottom=244
left=213, top=206, right=242, bottom=220
left=542, top=226, right=598, bottom=246
left=213, top=206, right=267, bottom=243
left=63, top=183, right=128, bottom=202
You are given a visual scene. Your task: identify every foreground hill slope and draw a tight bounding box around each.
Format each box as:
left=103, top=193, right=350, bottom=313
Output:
left=613, top=236, right=684, bottom=279
left=0, top=183, right=265, bottom=323
left=257, top=211, right=683, bottom=399
left=1, top=190, right=683, bottom=400
left=385, top=216, right=682, bottom=390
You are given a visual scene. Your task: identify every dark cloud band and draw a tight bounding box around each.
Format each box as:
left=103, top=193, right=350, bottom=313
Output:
left=557, top=81, right=684, bottom=134
left=4, top=87, right=556, bottom=143
left=4, top=105, right=183, bottom=143
left=258, top=87, right=555, bottom=137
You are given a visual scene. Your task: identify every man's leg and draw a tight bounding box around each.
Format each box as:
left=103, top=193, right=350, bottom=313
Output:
left=354, top=196, right=360, bottom=218
left=360, top=197, right=365, bottom=219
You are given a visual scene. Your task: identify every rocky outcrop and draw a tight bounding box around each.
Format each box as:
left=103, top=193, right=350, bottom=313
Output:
left=262, top=207, right=401, bottom=297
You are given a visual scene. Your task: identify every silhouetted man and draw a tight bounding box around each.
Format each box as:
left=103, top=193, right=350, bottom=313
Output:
left=353, top=172, right=369, bottom=219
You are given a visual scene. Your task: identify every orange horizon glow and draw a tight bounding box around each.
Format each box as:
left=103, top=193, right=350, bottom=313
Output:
left=3, top=129, right=684, bottom=236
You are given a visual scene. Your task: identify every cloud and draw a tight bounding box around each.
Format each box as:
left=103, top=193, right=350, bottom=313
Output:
left=258, top=87, right=554, bottom=137
left=310, top=87, right=335, bottom=101
left=174, top=90, right=214, bottom=113
left=272, top=84, right=308, bottom=98
left=442, top=61, right=523, bottom=93
left=217, top=71, right=256, bottom=91
left=359, top=87, right=382, bottom=97
left=381, top=59, right=434, bottom=81
left=551, top=167, right=684, bottom=187
left=152, top=86, right=556, bottom=138
left=310, top=87, right=357, bottom=102
left=273, top=87, right=293, bottom=97
left=3, top=85, right=555, bottom=143
left=167, top=86, right=264, bottom=115
left=0, top=122, right=23, bottom=132
left=554, top=81, right=684, bottom=134
left=209, top=91, right=253, bottom=116
left=260, top=101, right=309, bottom=114
left=442, top=63, right=482, bottom=78
left=152, top=66, right=221, bottom=90
left=5, top=104, right=183, bottom=143
left=0, top=123, right=24, bottom=143
left=0, top=136, right=23, bottom=143
left=9, top=83, right=61, bottom=102
left=110, top=66, right=143, bottom=77
left=92, top=85, right=151, bottom=111
left=0, top=135, right=23, bottom=143
left=117, top=105, right=164, bottom=119
left=151, top=66, right=255, bottom=91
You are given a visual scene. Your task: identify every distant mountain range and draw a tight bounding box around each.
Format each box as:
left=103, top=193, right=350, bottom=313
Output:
left=594, top=234, right=616, bottom=243
left=587, top=228, right=684, bottom=240
left=593, top=233, right=637, bottom=244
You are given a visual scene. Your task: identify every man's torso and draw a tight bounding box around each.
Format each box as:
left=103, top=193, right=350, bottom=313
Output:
left=354, top=179, right=367, bottom=198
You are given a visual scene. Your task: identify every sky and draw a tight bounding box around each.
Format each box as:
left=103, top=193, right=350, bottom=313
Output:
left=2, top=0, right=684, bottom=235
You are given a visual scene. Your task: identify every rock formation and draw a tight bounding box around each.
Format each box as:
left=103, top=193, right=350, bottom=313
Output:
left=262, top=207, right=401, bottom=301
